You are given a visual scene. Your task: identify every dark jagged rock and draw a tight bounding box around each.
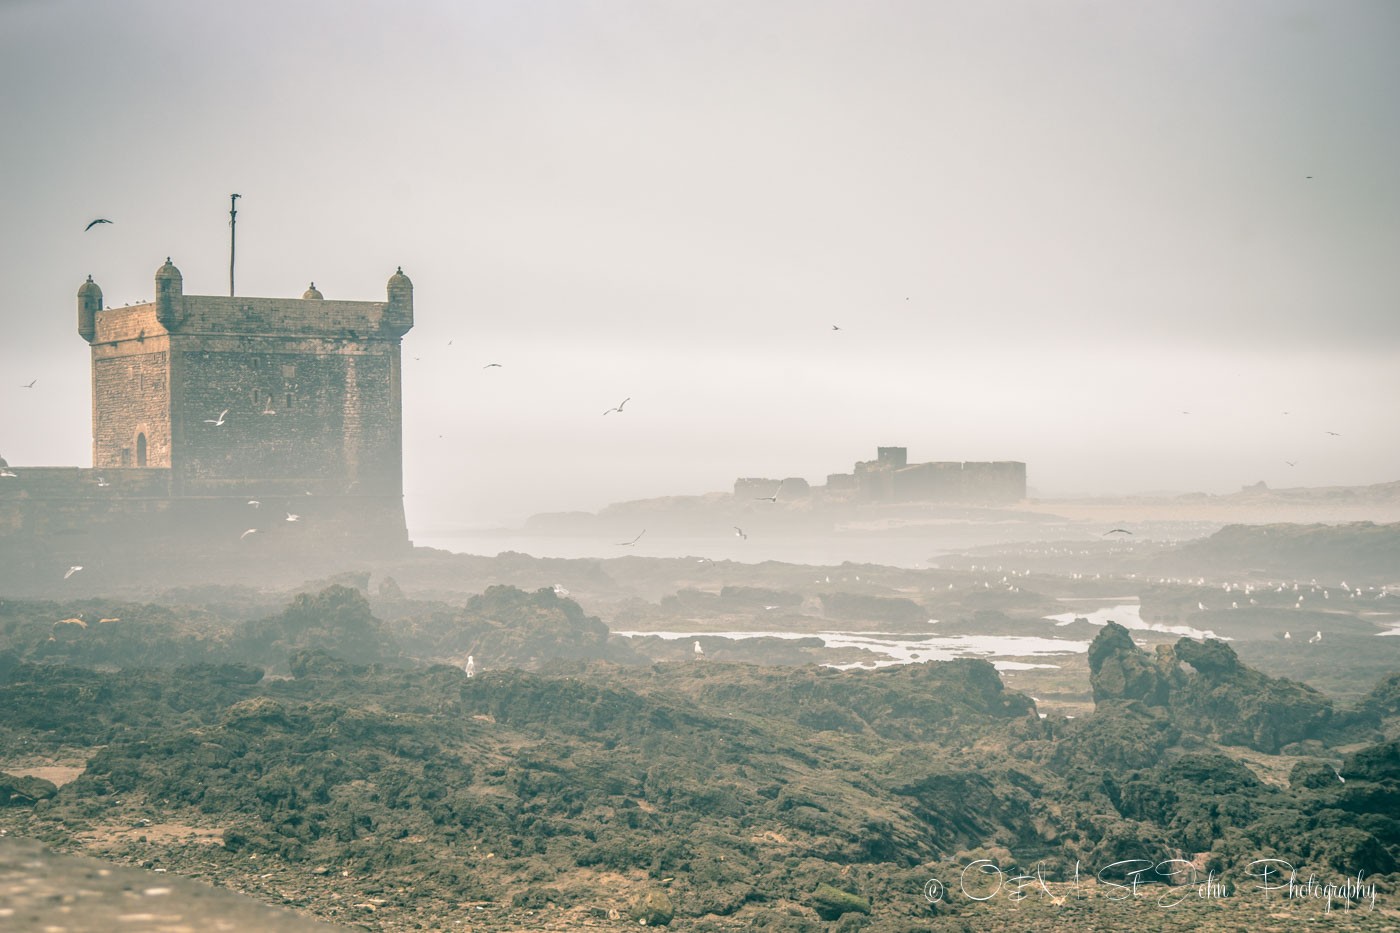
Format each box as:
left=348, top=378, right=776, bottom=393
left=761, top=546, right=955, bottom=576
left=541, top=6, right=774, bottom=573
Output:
left=1174, top=636, right=1240, bottom=676
left=0, top=771, right=58, bottom=806
left=1290, top=759, right=1343, bottom=790
left=1087, top=621, right=1170, bottom=705
left=1050, top=701, right=1179, bottom=773
left=1170, top=637, right=1333, bottom=753
left=235, top=585, right=401, bottom=671
left=389, top=585, right=639, bottom=668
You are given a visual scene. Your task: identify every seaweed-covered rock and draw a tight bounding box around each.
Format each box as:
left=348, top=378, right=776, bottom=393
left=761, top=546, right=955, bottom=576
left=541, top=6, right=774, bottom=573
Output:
left=628, top=888, right=674, bottom=926
left=811, top=883, right=870, bottom=921
left=1170, top=637, right=1333, bottom=752
left=1290, top=759, right=1344, bottom=790
left=1087, top=622, right=1170, bottom=705
left=1051, top=702, right=1179, bottom=773
left=1174, top=637, right=1239, bottom=676
left=234, top=585, right=400, bottom=670
left=0, top=772, right=58, bottom=806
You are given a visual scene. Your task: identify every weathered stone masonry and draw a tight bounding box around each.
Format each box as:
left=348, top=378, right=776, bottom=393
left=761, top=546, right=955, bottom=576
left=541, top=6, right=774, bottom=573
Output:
left=1, top=261, right=415, bottom=585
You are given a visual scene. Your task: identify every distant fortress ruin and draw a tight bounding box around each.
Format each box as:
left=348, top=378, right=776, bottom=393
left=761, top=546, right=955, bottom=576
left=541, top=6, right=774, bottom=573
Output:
left=735, top=447, right=1026, bottom=505
left=0, top=260, right=414, bottom=585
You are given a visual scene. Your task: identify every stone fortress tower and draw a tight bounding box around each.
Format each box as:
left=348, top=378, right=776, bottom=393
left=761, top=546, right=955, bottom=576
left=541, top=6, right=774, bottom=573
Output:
left=79, top=259, right=412, bottom=505
left=0, top=259, right=416, bottom=587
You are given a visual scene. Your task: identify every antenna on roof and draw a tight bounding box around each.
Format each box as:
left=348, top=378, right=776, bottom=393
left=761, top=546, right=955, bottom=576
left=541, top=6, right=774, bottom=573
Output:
left=228, top=193, right=241, bottom=297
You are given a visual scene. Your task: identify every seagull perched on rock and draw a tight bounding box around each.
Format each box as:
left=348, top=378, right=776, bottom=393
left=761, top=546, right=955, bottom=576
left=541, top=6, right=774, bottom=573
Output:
left=603, top=397, right=630, bottom=416
left=465, top=655, right=476, bottom=677
left=693, top=640, right=705, bottom=660
left=64, top=565, right=83, bottom=580
left=204, top=409, right=229, bottom=426
left=84, top=218, right=113, bottom=231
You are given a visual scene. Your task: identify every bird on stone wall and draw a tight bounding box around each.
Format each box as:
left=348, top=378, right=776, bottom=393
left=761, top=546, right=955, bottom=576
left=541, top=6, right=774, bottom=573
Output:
left=84, top=218, right=113, bottom=231
left=204, top=409, right=229, bottom=426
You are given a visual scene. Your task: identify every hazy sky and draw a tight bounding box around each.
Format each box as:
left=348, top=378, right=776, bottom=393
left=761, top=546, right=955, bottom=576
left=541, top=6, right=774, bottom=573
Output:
left=3, top=0, right=1398, bottom=531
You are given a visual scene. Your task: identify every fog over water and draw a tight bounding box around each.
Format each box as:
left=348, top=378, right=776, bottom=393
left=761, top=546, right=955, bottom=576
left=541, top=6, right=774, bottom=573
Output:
left=4, top=2, right=1398, bottom=532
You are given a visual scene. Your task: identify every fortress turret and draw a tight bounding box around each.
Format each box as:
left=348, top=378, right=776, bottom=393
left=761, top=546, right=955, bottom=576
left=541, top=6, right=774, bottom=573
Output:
left=385, top=266, right=413, bottom=337
left=154, top=257, right=183, bottom=328
left=77, top=275, right=102, bottom=343
left=302, top=282, right=323, bottom=300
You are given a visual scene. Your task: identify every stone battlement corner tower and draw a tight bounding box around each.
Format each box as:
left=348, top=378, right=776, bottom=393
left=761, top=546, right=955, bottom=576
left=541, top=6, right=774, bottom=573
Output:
left=76, top=259, right=414, bottom=550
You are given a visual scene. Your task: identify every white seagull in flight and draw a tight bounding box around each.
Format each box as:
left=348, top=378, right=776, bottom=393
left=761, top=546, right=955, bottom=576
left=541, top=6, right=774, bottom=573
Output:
left=204, top=409, right=229, bottom=426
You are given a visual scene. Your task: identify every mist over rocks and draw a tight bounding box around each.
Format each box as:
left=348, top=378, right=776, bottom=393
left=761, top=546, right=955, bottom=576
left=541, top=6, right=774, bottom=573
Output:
left=1, top=545, right=1398, bottom=929
left=1154, top=520, right=1400, bottom=583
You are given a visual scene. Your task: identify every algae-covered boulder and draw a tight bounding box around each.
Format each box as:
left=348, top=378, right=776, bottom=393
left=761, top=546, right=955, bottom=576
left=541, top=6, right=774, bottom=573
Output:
left=1290, top=759, right=1344, bottom=790
left=628, top=888, right=673, bottom=926
left=811, top=882, right=870, bottom=921
left=0, top=771, right=58, bottom=806
left=1088, top=622, right=1170, bottom=705
left=1171, top=636, right=1333, bottom=753
left=1174, top=636, right=1239, bottom=676
left=235, top=585, right=400, bottom=670
left=1051, top=702, right=1179, bottom=773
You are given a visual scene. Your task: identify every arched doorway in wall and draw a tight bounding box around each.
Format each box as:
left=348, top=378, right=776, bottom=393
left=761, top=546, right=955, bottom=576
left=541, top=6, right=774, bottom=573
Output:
left=136, top=432, right=147, bottom=467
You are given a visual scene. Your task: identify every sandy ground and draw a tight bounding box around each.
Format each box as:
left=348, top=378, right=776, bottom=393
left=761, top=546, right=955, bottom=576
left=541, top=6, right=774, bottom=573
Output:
left=0, top=835, right=347, bottom=932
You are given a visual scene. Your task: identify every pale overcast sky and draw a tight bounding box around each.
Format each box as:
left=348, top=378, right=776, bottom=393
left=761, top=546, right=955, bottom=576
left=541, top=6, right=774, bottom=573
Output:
left=2, top=0, right=1397, bottom=530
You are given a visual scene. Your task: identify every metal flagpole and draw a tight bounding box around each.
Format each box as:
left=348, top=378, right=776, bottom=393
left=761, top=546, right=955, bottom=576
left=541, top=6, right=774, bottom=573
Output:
left=229, top=193, right=241, bottom=297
